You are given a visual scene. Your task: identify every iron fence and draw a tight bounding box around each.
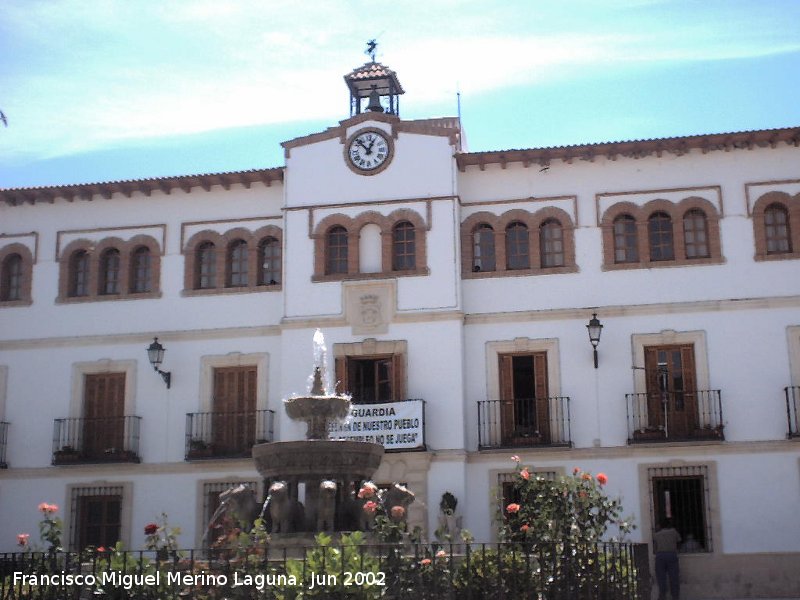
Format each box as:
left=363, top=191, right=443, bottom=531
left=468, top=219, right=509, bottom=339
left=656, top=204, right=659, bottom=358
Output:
left=786, top=386, right=800, bottom=438
left=51, top=416, right=141, bottom=465
left=0, top=541, right=649, bottom=599
left=625, top=390, right=723, bottom=443
left=185, top=410, right=275, bottom=460
left=478, top=397, right=572, bottom=449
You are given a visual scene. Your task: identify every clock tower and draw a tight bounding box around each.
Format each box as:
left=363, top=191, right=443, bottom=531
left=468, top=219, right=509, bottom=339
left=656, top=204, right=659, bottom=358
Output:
left=344, top=58, right=405, bottom=117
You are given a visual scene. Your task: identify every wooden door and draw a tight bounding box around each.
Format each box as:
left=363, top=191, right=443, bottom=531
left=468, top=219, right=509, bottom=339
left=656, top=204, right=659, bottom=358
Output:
left=83, top=373, right=125, bottom=458
left=499, top=353, right=549, bottom=444
left=644, top=345, right=697, bottom=438
left=212, top=366, right=257, bottom=455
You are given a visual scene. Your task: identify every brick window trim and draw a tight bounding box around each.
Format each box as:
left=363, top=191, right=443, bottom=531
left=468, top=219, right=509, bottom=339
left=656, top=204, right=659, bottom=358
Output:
left=460, top=207, right=578, bottom=278
left=183, top=225, right=283, bottom=293
left=312, top=209, right=428, bottom=281
left=600, top=197, right=723, bottom=270
left=57, top=236, right=162, bottom=303
left=752, top=191, right=800, bottom=262
left=0, top=242, right=34, bottom=306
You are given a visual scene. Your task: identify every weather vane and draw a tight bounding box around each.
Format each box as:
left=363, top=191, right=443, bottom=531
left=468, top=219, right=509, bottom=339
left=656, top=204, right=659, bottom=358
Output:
left=365, top=39, right=377, bottom=62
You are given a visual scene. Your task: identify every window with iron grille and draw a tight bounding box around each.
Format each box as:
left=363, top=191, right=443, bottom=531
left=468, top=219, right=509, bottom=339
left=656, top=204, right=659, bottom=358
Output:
left=540, top=219, right=564, bottom=267
left=69, top=250, right=90, bottom=297
left=392, top=221, right=416, bottom=271
left=765, top=203, right=792, bottom=254
left=0, top=253, right=22, bottom=301
left=472, top=224, right=496, bottom=272
left=498, top=470, right=557, bottom=517
left=613, top=215, right=638, bottom=263
left=196, top=242, right=217, bottom=289
left=648, top=465, right=711, bottom=553
left=326, top=226, right=349, bottom=274
left=70, top=485, right=124, bottom=551
left=683, top=209, right=710, bottom=259
left=258, top=237, right=281, bottom=285
left=648, top=212, right=675, bottom=261
left=202, top=481, right=258, bottom=546
left=505, top=222, right=530, bottom=270
left=99, top=248, right=121, bottom=295
left=130, top=246, right=152, bottom=293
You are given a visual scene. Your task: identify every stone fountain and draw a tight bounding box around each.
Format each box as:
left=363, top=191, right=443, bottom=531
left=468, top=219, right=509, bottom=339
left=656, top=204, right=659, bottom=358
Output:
left=252, top=330, right=385, bottom=533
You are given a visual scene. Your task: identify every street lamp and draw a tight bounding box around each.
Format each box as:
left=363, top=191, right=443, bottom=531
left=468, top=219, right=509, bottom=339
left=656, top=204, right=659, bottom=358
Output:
left=586, top=314, right=603, bottom=369
left=147, top=337, right=172, bottom=389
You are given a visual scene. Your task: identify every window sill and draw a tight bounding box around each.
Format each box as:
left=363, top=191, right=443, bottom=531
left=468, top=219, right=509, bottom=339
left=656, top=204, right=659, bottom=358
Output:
left=602, top=257, right=724, bottom=271
left=56, top=291, right=162, bottom=304
left=463, top=265, right=578, bottom=279
left=182, top=284, right=282, bottom=297
left=312, top=268, right=430, bottom=283
left=0, top=298, right=33, bottom=308
left=754, top=251, right=800, bottom=262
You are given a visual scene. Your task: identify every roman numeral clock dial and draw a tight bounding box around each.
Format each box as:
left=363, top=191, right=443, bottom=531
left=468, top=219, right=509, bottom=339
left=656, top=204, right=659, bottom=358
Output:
left=345, top=129, right=393, bottom=175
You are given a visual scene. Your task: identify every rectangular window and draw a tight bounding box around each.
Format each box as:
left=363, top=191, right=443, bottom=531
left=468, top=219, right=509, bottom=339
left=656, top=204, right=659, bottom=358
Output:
left=70, top=485, right=124, bottom=551
left=202, top=481, right=258, bottom=547
left=498, top=471, right=556, bottom=516
left=648, top=466, right=711, bottom=553
left=336, top=354, right=405, bottom=404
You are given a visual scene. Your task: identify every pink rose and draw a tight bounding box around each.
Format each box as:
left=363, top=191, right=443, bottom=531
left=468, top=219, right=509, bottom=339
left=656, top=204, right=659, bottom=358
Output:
left=420, top=558, right=431, bottom=566
left=596, top=473, right=608, bottom=485
left=520, top=468, right=530, bottom=480
left=17, top=533, right=30, bottom=547
left=363, top=501, right=378, bottom=514
left=510, top=455, right=520, bottom=463
left=506, top=503, right=521, bottom=514
left=390, top=505, right=405, bottom=520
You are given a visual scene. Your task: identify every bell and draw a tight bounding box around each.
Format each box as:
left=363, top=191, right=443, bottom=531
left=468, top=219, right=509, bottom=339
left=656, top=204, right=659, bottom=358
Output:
left=366, top=88, right=383, bottom=113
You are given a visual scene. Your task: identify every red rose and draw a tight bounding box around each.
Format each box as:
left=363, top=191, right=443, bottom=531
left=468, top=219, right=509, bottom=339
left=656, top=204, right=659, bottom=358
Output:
left=597, top=473, right=608, bottom=485
left=144, top=523, right=158, bottom=535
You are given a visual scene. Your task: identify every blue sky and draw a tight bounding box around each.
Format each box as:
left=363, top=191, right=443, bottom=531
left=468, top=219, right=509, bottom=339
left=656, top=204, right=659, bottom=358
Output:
left=1, top=0, right=799, bottom=188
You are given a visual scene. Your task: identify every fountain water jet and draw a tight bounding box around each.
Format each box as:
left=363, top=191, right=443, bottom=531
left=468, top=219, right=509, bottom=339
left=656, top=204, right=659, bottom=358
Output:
left=252, top=330, right=385, bottom=533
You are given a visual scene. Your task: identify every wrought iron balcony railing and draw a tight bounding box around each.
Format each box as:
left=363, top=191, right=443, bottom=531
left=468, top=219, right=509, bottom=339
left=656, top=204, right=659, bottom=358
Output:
left=185, top=409, right=275, bottom=460
left=0, top=421, right=8, bottom=468
left=785, top=386, right=800, bottom=438
left=478, top=397, right=572, bottom=449
left=52, top=416, right=141, bottom=465
left=626, top=389, right=723, bottom=443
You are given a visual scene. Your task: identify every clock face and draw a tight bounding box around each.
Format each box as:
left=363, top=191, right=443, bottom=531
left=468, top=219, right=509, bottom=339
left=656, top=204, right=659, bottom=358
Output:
left=347, top=130, right=392, bottom=173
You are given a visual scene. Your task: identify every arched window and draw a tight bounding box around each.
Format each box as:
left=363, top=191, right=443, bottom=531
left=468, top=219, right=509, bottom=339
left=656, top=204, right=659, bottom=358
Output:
left=258, top=237, right=281, bottom=285
left=540, top=219, right=564, bottom=268
left=227, top=239, right=249, bottom=287
left=472, top=224, right=496, bottom=272
left=765, top=203, right=791, bottom=254
left=392, top=221, right=416, bottom=271
left=505, top=222, right=530, bottom=270
left=683, top=210, right=709, bottom=259
left=1, top=253, right=23, bottom=301
left=648, top=212, right=674, bottom=261
left=99, top=248, right=121, bottom=295
left=613, top=215, right=638, bottom=263
left=196, top=242, right=217, bottom=289
left=326, top=226, right=349, bottom=275
left=130, top=247, right=152, bottom=293
left=68, top=250, right=90, bottom=297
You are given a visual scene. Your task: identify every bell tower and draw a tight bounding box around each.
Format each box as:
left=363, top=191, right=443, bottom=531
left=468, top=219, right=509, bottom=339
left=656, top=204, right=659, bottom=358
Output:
left=344, top=41, right=405, bottom=117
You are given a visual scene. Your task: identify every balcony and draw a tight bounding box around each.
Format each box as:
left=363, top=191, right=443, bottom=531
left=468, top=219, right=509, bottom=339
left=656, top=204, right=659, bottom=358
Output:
left=626, top=390, right=724, bottom=443
left=0, top=421, right=8, bottom=468
left=478, top=397, right=572, bottom=449
left=327, top=398, right=426, bottom=451
left=52, top=416, right=142, bottom=465
left=185, top=409, right=275, bottom=460
left=785, top=386, right=800, bottom=438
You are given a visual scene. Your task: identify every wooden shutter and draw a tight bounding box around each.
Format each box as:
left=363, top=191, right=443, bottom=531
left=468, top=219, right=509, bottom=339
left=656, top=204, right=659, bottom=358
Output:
left=392, top=354, right=406, bottom=400
left=533, top=353, right=550, bottom=442
left=335, top=357, right=347, bottom=395
left=499, top=355, right=514, bottom=443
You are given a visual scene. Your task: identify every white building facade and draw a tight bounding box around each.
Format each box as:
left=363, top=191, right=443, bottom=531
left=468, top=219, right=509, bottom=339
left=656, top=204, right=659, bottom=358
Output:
left=1, top=64, right=799, bottom=598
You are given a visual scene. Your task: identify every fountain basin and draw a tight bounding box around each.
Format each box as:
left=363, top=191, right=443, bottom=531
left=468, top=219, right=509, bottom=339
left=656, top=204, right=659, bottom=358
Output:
left=252, top=440, right=384, bottom=480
